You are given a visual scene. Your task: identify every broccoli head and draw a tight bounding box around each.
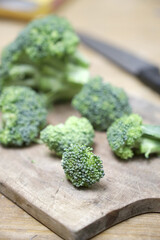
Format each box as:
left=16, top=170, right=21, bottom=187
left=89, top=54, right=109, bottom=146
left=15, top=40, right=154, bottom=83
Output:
left=0, top=86, right=47, bottom=146
left=40, top=116, right=94, bottom=157
left=0, top=15, right=90, bottom=102
left=107, top=113, right=160, bottom=160
left=62, top=144, right=105, bottom=188
left=2, top=15, right=79, bottom=63
left=72, top=76, right=131, bottom=131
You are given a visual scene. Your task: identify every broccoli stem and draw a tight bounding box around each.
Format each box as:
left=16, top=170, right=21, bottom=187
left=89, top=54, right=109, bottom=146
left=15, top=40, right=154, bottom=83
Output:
left=140, top=124, right=160, bottom=158
left=5, top=64, right=38, bottom=88
left=139, top=137, right=160, bottom=158
left=70, top=51, right=90, bottom=67
left=142, top=124, right=160, bottom=139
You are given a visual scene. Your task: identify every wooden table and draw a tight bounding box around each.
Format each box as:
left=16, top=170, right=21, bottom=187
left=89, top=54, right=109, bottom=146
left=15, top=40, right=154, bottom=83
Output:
left=0, top=0, right=160, bottom=239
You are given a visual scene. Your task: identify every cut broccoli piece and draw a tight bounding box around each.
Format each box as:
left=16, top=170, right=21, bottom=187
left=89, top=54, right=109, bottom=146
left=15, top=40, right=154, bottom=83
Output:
left=0, top=15, right=90, bottom=102
left=62, top=144, right=105, bottom=188
left=0, top=86, right=47, bottom=146
left=40, top=116, right=94, bottom=157
left=107, top=113, right=160, bottom=160
left=72, top=76, right=131, bottom=131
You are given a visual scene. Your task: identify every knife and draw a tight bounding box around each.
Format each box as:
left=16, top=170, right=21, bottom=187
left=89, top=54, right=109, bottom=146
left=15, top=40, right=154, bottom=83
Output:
left=78, top=33, right=160, bottom=94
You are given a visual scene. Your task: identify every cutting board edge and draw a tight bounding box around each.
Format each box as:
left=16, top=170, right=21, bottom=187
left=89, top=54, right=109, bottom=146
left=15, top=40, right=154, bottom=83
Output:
left=73, top=198, right=160, bottom=240
left=0, top=181, right=73, bottom=240
left=0, top=179, right=160, bottom=240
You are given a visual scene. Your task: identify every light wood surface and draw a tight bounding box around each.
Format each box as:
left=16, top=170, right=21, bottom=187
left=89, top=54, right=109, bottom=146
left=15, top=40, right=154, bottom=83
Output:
left=1, top=192, right=160, bottom=240
left=0, top=0, right=160, bottom=239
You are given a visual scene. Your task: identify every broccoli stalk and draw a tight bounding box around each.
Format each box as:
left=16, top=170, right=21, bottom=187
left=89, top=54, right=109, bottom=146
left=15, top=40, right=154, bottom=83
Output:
left=139, top=125, right=160, bottom=157
left=0, top=15, right=90, bottom=102
left=140, top=138, right=160, bottom=158
left=107, top=114, right=160, bottom=160
left=62, top=144, right=105, bottom=188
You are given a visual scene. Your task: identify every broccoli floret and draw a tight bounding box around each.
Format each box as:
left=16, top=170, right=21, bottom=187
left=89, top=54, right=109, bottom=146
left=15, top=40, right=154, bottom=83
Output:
left=0, top=15, right=90, bottom=102
left=40, top=116, right=94, bottom=156
left=107, top=114, right=160, bottom=160
left=62, top=144, right=105, bottom=188
left=72, top=76, right=131, bottom=131
left=0, top=86, right=47, bottom=146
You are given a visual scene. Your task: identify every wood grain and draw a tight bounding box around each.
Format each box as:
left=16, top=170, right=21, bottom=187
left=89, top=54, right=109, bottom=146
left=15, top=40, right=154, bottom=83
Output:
left=0, top=99, right=160, bottom=240
left=0, top=0, right=160, bottom=239
left=1, top=193, right=160, bottom=240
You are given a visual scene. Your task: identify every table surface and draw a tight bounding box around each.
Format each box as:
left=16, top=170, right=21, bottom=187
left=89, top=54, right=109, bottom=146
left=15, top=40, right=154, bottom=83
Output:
left=0, top=0, right=160, bottom=239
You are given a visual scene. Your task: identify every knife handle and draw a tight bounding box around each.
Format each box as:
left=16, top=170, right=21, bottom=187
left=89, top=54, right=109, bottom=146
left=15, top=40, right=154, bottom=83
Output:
left=138, top=67, right=160, bottom=93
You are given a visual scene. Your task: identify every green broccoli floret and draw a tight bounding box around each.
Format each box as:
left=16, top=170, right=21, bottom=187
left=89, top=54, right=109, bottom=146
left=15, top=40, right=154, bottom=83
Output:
left=62, top=144, right=105, bottom=188
left=40, top=116, right=94, bottom=156
left=0, top=86, right=47, bottom=146
left=107, top=113, right=160, bottom=160
left=0, top=15, right=90, bottom=102
left=72, top=76, right=131, bottom=131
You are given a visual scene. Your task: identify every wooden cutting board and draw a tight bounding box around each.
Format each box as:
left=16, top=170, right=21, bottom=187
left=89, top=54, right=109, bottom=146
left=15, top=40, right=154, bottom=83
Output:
left=0, top=97, right=160, bottom=240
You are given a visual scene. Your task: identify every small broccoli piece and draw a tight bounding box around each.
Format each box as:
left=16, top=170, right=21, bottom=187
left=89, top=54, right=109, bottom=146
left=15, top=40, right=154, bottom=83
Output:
left=40, top=116, right=94, bottom=156
left=62, top=144, right=105, bottom=188
left=0, top=86, right=47, bottom=146
left=0, top=15, right=90, bottom=102
left=107, top=114, right=160, bottom=160
left=72, top=76, right=131, bottom=131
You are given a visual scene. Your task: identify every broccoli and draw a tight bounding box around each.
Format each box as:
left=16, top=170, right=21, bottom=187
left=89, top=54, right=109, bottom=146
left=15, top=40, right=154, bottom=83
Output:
left=72, top=76, right=131, bottom=131
left=62, top=144, right=105, bottom=188
left=0, top=86, right=47, bottom=146
left=40, top=116, right=94, bottom=157
left=107, top=113, right=160, bottom=160
left=0, top=15, right=90, bottom=102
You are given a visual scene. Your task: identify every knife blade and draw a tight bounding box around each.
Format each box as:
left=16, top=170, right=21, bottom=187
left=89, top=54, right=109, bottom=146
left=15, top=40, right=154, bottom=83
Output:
left=78, top=33, right=160, bottom=93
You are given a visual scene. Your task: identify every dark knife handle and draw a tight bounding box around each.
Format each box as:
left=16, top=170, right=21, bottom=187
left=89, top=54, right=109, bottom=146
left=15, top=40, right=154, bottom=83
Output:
left=138, top=67, right=160, bottom=93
